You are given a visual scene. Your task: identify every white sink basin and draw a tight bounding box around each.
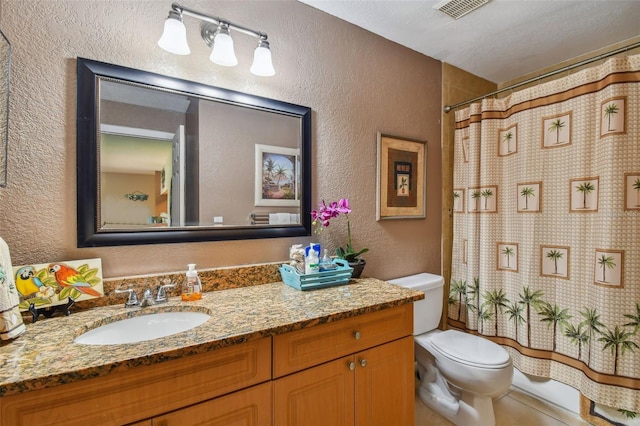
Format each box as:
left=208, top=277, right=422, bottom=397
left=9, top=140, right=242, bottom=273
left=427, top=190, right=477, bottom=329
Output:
left=75, top=311, right=211, bottom=345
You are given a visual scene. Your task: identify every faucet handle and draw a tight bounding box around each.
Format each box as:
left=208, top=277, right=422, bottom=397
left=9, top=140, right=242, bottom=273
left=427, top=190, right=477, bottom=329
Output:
left=114, top=288, right=139, bottom=307
left=155, top=280, right=177, bottom=303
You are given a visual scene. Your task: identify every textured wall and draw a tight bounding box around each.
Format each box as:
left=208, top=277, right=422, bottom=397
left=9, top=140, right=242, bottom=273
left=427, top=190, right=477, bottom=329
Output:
left=0, top=0, right=442, bottom=279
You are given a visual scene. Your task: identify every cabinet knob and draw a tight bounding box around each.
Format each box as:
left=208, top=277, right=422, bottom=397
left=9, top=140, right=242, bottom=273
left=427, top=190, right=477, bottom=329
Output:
left=348, top=361, right=356, bottom=371
left=353, top=331, right=361, bottom=340
left=359, top=358, right=367, bottom=368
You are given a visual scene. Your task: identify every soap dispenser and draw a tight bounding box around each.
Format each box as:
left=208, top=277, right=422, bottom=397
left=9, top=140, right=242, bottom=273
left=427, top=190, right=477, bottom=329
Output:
left=182, top=264, right=203, bottom=301
left=319, top=249, right=335, bottom=272
left=304, top=244, right=320, bottom=275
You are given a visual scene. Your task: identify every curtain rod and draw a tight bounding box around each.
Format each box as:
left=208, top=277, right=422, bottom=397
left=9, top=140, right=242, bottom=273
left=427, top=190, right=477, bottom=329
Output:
left=443, top=40, right=640, bottom=113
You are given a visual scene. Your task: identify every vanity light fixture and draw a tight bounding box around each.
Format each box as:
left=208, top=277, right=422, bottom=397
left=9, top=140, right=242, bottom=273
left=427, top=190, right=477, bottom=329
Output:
left=158, top=2, right=275, bottom=76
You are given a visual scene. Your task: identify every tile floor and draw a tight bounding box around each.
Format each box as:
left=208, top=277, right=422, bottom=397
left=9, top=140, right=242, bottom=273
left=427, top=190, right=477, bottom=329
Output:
left=414, top=383, right=590, bottom=426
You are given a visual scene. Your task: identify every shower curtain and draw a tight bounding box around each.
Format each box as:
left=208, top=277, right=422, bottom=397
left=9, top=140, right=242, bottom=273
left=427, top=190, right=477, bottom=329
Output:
left=450, top=55, right=640, bottom=417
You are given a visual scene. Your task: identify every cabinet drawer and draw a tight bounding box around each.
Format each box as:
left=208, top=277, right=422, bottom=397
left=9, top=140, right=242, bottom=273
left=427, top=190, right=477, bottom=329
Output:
left=0, top=337, right=271, bottom=426
left=273, top=304, right=413, bottom=377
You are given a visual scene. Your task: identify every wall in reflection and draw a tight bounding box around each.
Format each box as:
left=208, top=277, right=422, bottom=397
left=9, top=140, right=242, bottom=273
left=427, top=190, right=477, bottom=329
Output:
left=98, top=83, right=300, bottom=230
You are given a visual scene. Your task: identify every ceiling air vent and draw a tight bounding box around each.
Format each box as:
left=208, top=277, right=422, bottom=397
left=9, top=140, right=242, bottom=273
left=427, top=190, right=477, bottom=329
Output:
left=434, top=0, right=490, bottom=20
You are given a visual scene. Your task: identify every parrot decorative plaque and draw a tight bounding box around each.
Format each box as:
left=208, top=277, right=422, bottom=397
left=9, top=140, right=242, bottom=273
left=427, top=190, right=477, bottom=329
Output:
left=13, top=258, right=103, bottom=313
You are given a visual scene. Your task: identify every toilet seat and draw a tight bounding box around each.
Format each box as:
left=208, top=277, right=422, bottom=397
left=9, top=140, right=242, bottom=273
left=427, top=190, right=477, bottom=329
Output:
left=417, top=330, right=510, bottom=369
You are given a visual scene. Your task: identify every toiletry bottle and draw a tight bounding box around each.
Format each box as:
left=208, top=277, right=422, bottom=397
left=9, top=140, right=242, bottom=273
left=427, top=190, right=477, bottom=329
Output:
left=182, top=264, right=203, bottom=301
left=319, top=249, right=333, bottom=271
left=305, top=244, right=320, bottom=274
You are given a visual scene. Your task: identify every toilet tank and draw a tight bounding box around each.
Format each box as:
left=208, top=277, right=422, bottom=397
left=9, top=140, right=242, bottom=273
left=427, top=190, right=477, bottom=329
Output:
left=387, top=273, right=444, bottom=335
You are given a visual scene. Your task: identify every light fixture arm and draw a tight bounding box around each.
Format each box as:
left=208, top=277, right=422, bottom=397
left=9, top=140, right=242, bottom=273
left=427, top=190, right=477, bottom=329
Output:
left=171, top=2, right=268, bottom=42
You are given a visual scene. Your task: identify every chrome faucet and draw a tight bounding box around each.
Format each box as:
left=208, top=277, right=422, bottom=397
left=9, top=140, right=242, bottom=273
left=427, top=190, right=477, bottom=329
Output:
left=114, top=280, right=176, bottom=308
left=155, top=280, right=177, bottom=303
left=140, top=288, right=155, bottom=307
left=114, top=288, right=139, bottom=308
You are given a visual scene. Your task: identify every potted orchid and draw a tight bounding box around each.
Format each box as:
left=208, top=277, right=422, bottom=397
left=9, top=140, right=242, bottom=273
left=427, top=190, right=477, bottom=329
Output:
left=311, top=198, right=369, bottom=277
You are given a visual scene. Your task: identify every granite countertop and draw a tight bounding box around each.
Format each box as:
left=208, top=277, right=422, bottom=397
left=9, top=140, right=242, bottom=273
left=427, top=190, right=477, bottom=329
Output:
left=0, top=278, right=423, bottom=397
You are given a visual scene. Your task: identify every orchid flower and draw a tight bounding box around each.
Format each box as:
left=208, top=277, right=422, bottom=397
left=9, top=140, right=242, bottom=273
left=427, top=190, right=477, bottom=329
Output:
left=310, top=198, right=368, bottom=262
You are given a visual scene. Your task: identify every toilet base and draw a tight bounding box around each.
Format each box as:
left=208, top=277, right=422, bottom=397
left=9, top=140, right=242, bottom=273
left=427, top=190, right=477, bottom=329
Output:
left=417, top=359, right=497, bottom=426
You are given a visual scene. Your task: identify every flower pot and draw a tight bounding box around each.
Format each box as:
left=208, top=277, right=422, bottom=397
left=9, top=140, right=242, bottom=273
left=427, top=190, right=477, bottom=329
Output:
left=349, top=258, right=366, bottom=278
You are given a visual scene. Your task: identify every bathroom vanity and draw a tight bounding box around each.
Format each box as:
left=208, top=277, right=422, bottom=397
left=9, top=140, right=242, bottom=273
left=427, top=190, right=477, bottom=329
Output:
left=0, top=278, right=422, bottom=425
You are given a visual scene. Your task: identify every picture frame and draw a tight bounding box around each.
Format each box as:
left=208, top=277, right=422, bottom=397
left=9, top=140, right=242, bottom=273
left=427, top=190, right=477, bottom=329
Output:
left=255, top=144, right=300, bottom=207
left=376, top=133, right=427, bottom=220
left=160, top=166, right=168, bottom=195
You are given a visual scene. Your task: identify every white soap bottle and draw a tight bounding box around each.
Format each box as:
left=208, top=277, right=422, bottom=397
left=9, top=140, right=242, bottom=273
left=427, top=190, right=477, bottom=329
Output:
left=305, top=244, right=320, bottom=274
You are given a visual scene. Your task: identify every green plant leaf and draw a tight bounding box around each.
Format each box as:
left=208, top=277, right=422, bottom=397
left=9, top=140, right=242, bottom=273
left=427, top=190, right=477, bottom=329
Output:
left=82, top=268, right=98, bottom=280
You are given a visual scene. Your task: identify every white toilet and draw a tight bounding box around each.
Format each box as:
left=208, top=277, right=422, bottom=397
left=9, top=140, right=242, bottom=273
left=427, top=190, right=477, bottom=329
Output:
left=388, top=273, right=513, bottom=426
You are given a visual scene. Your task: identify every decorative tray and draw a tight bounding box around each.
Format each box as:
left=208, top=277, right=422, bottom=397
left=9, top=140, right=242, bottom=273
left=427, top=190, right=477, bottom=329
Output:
left=279, top=259, right=354, bottom=291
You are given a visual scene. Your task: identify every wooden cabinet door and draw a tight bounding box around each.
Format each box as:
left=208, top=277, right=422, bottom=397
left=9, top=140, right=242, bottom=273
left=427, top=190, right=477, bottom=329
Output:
left=152, top=382, right=271, bottom=426
left=273, top=355, right=355, bottom=426
left=355, top=336, right=415, bottom=426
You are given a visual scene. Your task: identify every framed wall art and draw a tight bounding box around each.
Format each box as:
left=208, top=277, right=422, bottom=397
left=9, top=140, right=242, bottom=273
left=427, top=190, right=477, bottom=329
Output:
left=376, top=133, right=426, bottom=220
left=255, top=144, right=299, bottom=207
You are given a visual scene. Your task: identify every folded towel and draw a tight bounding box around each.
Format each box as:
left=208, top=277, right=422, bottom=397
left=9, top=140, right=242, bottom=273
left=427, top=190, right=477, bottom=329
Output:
left=0, top=237, right=26, bottom=340
left=269, top=213, right=291, bottom=225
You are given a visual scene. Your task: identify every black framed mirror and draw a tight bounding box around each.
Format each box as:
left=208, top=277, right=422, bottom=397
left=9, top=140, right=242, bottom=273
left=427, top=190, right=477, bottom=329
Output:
left=77, top=58, right=311, bottom=247
left=0, top=30, right=10, bottom=188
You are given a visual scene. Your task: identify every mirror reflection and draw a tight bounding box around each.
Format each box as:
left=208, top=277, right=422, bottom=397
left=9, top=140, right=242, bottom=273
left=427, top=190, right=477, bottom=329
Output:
left=99, top=80, right=301, bottom=229
left=77, top=58, right=312, bottom=246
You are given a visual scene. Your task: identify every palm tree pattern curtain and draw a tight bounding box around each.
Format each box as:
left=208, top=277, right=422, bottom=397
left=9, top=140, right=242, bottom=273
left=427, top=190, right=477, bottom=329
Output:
left=450, top=55, right=640, bottom=415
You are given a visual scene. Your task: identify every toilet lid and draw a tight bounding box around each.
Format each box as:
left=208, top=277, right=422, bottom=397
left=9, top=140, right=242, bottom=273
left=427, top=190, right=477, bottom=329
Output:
left=424, top=330, right=511, bottom=369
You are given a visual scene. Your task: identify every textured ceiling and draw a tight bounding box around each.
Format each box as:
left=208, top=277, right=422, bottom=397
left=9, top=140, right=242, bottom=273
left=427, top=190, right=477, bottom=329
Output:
left=298, top=0, right=640, bottom=84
